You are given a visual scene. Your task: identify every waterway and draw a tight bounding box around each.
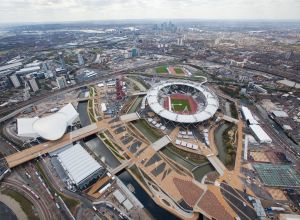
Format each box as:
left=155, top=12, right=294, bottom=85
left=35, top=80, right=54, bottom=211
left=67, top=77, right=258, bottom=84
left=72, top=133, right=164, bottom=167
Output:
left=160, top=122, right=232, bottom=181
left=128, top=97, right=143, bottom=113
left=118, top=170, right=180, bottom=220
left=132, top=119, right=161, bottom=143
left=77, top=101, right=91, bottom=127
left=214, top=123, right=231, bottom=165
left=85, top=136, right=121, bottom=169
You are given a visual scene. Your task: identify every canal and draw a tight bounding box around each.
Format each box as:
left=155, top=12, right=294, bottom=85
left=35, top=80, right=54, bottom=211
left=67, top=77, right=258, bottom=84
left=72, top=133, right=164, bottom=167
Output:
left=128, top=96, right=143, bottom=113
left=77, top=101, right=91, bottom=127
left=161, top=122, right=232, bottom=181
left=214, top=122, right=231, bottom=165
left=118, top=170, right=180, bottom=220
left=85, top=136, right=121, bottom=169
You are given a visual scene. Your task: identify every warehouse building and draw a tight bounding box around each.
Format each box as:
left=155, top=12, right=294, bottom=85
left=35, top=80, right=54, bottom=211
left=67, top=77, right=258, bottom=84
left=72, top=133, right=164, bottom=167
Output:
left=249, top=124, right=272, bottom=144
left=57, top=143, right=104, bottom=189
left=241, top=106, right=258, bottom=125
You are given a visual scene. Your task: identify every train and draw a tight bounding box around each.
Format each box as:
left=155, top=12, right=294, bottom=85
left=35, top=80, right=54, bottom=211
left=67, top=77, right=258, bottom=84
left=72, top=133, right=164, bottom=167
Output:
left=22, top=184, right=40, bottom=199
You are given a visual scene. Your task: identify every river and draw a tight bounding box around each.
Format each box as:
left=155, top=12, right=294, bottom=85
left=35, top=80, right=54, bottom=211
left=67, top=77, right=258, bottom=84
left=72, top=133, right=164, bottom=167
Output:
left=118, top=170, right=181, bottom=220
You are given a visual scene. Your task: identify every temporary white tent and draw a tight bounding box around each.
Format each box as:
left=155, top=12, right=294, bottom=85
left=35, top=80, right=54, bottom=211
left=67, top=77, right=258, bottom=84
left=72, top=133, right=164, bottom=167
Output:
left=57, top=144, right=102, bottom=186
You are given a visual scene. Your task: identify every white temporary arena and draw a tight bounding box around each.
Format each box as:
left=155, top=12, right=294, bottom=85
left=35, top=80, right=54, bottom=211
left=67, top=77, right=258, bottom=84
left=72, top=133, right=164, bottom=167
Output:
left=57, top=143, right=103, bottom=189
left=146, top=81, right=219, bottom=124
left=17, top=103, right=79, bottom=141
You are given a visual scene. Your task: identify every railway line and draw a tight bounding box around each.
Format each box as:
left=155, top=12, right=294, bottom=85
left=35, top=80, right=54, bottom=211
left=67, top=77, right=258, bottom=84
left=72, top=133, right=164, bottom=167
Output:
left=1, top=179, right=52, bottom=220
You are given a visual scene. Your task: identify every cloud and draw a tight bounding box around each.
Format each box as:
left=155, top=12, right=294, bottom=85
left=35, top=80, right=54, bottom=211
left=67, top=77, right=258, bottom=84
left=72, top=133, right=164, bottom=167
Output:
left=0, top=0, right=299, bottom=23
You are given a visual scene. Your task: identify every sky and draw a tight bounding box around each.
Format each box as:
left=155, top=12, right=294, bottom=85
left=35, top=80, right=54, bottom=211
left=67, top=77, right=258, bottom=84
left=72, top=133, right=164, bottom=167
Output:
left=0, top=0, right=300, bottom=24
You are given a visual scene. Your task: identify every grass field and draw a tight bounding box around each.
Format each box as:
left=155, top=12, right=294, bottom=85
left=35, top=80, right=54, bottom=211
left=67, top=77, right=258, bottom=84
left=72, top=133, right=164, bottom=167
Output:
left=155, top=66, right=168, bottom=74
left=174, top=67, right=184, bottom=74
left=171, top=99, right=191, bottom=112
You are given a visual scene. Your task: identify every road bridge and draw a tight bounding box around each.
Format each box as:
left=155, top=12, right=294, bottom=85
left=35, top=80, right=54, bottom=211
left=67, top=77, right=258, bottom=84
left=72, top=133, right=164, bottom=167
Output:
left=206, top=155, right=226, bottom=176
left=130, top=91, right=147, bottom=96
left=222, top=115, right=239, bottom=124
left=110, top=160, right=132, bottom=175
left=120, top=112, right=140, bottom=122
left=5, top=122, right=106, bottom=168
left=151, top=135, right=172, bottom=151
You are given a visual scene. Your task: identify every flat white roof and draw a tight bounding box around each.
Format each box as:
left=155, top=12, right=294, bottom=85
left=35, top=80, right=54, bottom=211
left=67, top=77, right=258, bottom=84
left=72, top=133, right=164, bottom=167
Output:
left=113, top=190, right=126, bottom=203
left=241, top=106, right=258, bottom=125
left=123, top=199, right=133, bottom=211
left=58, top=144, right=102, bottom=185
left=272, top=110, right=288, bottom=118
left=147, top=81, right=219, bottom=123
left=249, top=124, right=272, bottom=143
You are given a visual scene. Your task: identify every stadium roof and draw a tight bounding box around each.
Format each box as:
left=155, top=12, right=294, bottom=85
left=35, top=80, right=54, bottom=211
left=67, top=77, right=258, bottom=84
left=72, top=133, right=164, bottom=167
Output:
left=17, top=103, right=79, bottom=141
left=147, top=81, right=219, bottom=123
left=57, top=144, right=102, bottom=185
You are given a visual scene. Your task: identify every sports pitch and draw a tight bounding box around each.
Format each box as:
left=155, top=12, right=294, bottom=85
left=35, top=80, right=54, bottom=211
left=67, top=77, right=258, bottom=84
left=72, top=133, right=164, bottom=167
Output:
left=155, top=66, right=168, bottom=74
left=171, top=99, right=191, bottom=112
left=174, top=67, right=184, bottom=74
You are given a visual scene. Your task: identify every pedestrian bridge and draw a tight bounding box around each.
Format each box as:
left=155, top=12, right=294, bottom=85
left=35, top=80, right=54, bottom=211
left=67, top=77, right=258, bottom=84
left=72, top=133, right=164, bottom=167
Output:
left=151, top=135, right=172, bottom=151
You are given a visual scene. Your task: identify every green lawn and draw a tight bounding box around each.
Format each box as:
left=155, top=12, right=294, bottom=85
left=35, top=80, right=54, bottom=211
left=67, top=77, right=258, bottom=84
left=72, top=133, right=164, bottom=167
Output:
left=155, top=66, right=168, bottom=74
left=171, top=99, right=191, bottom=112
left=174, top=67, right=184, bottom=74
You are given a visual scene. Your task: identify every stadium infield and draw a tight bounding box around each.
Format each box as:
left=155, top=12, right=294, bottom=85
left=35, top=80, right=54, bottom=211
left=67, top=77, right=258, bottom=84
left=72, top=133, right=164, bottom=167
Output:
left=163, top=94, right=198, bottom=114
left=171, top=99, right=191, bottom=112
left=155, top=66, right=168, bottom=74
left=174, top=67, right=184, bottom=75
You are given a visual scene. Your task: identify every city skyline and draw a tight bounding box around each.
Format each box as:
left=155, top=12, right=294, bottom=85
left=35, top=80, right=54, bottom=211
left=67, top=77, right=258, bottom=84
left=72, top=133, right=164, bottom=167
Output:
left=1, top=0, right=300, bottom=24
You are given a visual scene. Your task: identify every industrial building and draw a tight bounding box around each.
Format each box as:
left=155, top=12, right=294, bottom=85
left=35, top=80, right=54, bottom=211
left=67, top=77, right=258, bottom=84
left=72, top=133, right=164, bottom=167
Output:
left=241, top=106, right=258, bottom=125
left=241, top=106, right=272, bottom=143
left=56, top=76, right=67, bottom=88
left=28, top=78, right=40, bottom=92
left=57, top=144, right=104, bottom=189
left=9, top=74, right=22, bottom=88
left=17, top=103, right=79, bottom=140
left=15, top=66, right=40, bottom=75
left=249, top=124, right=272, bottom=144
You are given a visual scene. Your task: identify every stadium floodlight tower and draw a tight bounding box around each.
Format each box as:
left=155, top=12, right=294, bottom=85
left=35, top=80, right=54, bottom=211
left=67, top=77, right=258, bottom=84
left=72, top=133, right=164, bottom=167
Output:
left=146, top=80, right=219, bottom=127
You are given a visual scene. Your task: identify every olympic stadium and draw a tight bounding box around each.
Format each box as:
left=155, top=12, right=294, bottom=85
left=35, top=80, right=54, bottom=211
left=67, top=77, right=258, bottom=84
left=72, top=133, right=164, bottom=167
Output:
left=146, top=81, right=219, bottom=124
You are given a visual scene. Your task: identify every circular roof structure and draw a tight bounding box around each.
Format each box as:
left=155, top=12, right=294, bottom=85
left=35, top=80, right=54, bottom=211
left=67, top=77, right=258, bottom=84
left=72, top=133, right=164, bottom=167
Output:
left=147, top=81, right=219, bottom=124
left=32, top=113, right=68, bottom=141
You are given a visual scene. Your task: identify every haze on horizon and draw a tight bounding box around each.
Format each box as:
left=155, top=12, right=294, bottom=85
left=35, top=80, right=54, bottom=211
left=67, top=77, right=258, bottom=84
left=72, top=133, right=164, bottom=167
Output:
left=0, top=0, right=300, bottom=24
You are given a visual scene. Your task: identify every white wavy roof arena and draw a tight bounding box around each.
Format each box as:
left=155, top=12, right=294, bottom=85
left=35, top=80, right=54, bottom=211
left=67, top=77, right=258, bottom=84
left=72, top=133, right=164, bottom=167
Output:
left=17, top=103, right=79, bottom=141
left=147, top=81, right=219, bottom=123
left=57, top=143, right=102, bottom=185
